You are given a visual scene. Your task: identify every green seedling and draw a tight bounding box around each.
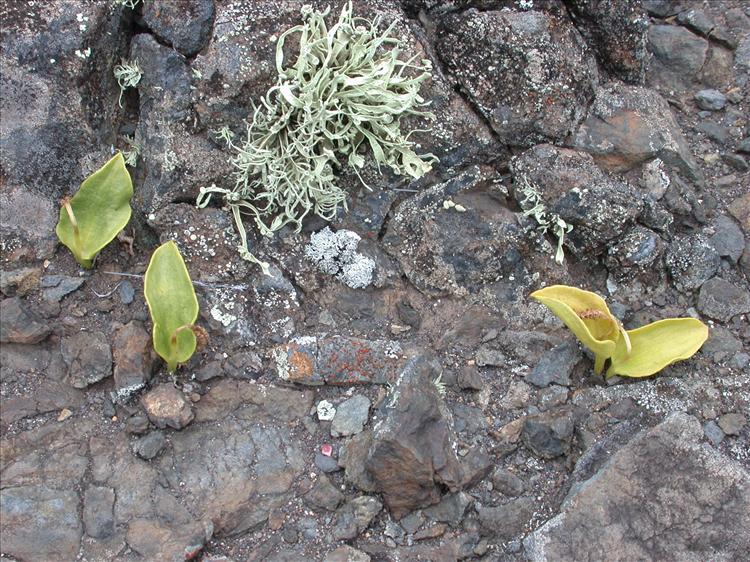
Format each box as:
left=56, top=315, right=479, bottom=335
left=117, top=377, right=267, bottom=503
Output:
left=531, top=285, right=708, bottom=378
left=56, top=153, right=133, bottom=269
left=144, top=241, right=203, bottom=372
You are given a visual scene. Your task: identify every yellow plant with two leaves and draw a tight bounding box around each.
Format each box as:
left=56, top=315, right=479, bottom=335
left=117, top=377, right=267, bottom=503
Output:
left=531, top=285, right=708, bottom=378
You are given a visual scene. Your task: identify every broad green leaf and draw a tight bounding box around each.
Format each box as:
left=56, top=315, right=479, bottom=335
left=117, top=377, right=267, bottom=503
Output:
left=607, top=318, right=708, bottom=378
left=56, top=153, right=133, bottom=269
left=144, top=241, right=199, bottom=371
left=531, top=285, right=620, bottom=372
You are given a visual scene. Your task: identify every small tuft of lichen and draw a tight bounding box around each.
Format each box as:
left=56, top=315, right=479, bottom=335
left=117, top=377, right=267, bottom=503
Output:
left=515, top=176, right=572, bottom=265
left=113, top=58, right=142, bottom=108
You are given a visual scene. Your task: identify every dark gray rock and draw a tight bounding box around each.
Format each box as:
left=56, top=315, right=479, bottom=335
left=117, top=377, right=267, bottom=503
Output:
left=112, top=321, right=156, bottom=400
left=143, top=0, right=215, bottom=57
left=331, top=395, right=371, bottom=437
left=130, top=34, right=229, bottom=213
left=423, top=492, right=472, bottom=526
left=333, top=496, right=383, bottom=540
left=524, top=413, right=750, bottom=561
left=314, top=452, right=340, bottom=473
left=83, top=486, right=115, bottom=539
left=383, top=166, right=526, bottom=297
left=61, top=331, right=112, bottom=388
left=703, top=420, right=725, bottom=446
left=722, top=153, right=749, bottom=172
left=0, top=485, right=82, bottom=560
left=304, top=474, right=344, bottom=512
left=695, top=89, right=727, bottom=111
left=710, top=215, right=745, bottom=262
left=118, top=280, right=135, bottom=305
left=522, top=408, right=575, bottom=459
left=477, top=497, right=536, bottom=541
left=647, top=25, right=708, bottom=90
left=738, top=137, right=750, bottom=154
left=453, top=403, right=487, bottom=435
left=565, top=0, right=650, bottom=84
left=644, top=0, right=678, bottom=17
left=125, top=414, right=150, bottom=435
left=458, top=365, right=484, bottom=391
left=574, top=83, right=702, bottom=183
left=142, top=384, right=195, bottom=430
left=697, top=277, right=750, bottom=322
left=195, top=360, right=223, bottom=382
left=132, top=430, right=167, bottom=460
left=605, top=225, right=666, bottom=282
left=436, top=8, right=597, bottom=147
left=665, top=234, right=720, bottom=291
left=364, top=355, right=464, bottom=518
left=717, top=413, right=746, bottom=436
left=512, top=144, right=644, bottom=258
left=40, top=274, right=85, bottom=302
left=0, top=297, right=51, bottom=344
left=491, top=468, right=525, bottom=497
left=475, top=346, right=507, bottom=368
left=695, top=121, right=729, bottom=144
left=459, top=447, right=494, bottom=489
left=527, top=340, right=581, bottom=387
left=224, top=351, right=263, bottom=380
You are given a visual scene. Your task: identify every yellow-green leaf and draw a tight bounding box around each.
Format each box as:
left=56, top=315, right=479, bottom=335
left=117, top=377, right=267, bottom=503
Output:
left=607, top=318, right=708, bottom=378
left=55, top=153, right=133, bottom=269
left=144, top=241, right=199, bottom=371
left=531, top=285, right=620, bottom=372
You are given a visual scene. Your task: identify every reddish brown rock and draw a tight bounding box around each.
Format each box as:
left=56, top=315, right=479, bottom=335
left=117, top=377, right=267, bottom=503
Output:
left=112, top=321, right=157, bottom=400
left=364, top=355, right=464, bottom=519
left=142, top=384, right=194, bottom=430
left=0, top=297, right=51, bottom=344
left=272, top=336, right=402, bottom=386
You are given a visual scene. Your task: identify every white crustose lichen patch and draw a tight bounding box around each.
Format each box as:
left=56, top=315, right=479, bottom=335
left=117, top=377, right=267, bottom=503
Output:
left=305, top=227, right=375, bottom=289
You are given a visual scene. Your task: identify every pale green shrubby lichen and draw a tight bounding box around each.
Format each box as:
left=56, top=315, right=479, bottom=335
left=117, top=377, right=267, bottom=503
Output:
left=516, top=176, right=572, bottom=265
left=198, top=2, right=437, bottom=273
left=113, top=0, right=141, bottom=9
left=113, top=58, right=142, bottom=108
left=121, top=135, right=140, bottom=167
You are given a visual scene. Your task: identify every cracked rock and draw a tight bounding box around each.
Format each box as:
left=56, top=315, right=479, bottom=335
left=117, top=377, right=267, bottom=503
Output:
left=524, top=413, right=750, bottom=561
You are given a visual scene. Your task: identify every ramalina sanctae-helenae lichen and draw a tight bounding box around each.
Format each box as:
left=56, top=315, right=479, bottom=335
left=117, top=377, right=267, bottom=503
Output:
left=516, top=176, right=572, bottom=265
left=197, top=2, right=437, bottom=274
left=113, top=58, right=142, bottom=108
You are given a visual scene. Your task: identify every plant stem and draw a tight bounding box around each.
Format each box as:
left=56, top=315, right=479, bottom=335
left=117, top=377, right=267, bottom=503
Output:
left=594, top=354, right=606, bottom=375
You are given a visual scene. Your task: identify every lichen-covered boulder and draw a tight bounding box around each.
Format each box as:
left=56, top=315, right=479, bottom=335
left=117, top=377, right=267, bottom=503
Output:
left=436, top=7, right=598, bottom=147
left=511, top=145, right=643, bottom=259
